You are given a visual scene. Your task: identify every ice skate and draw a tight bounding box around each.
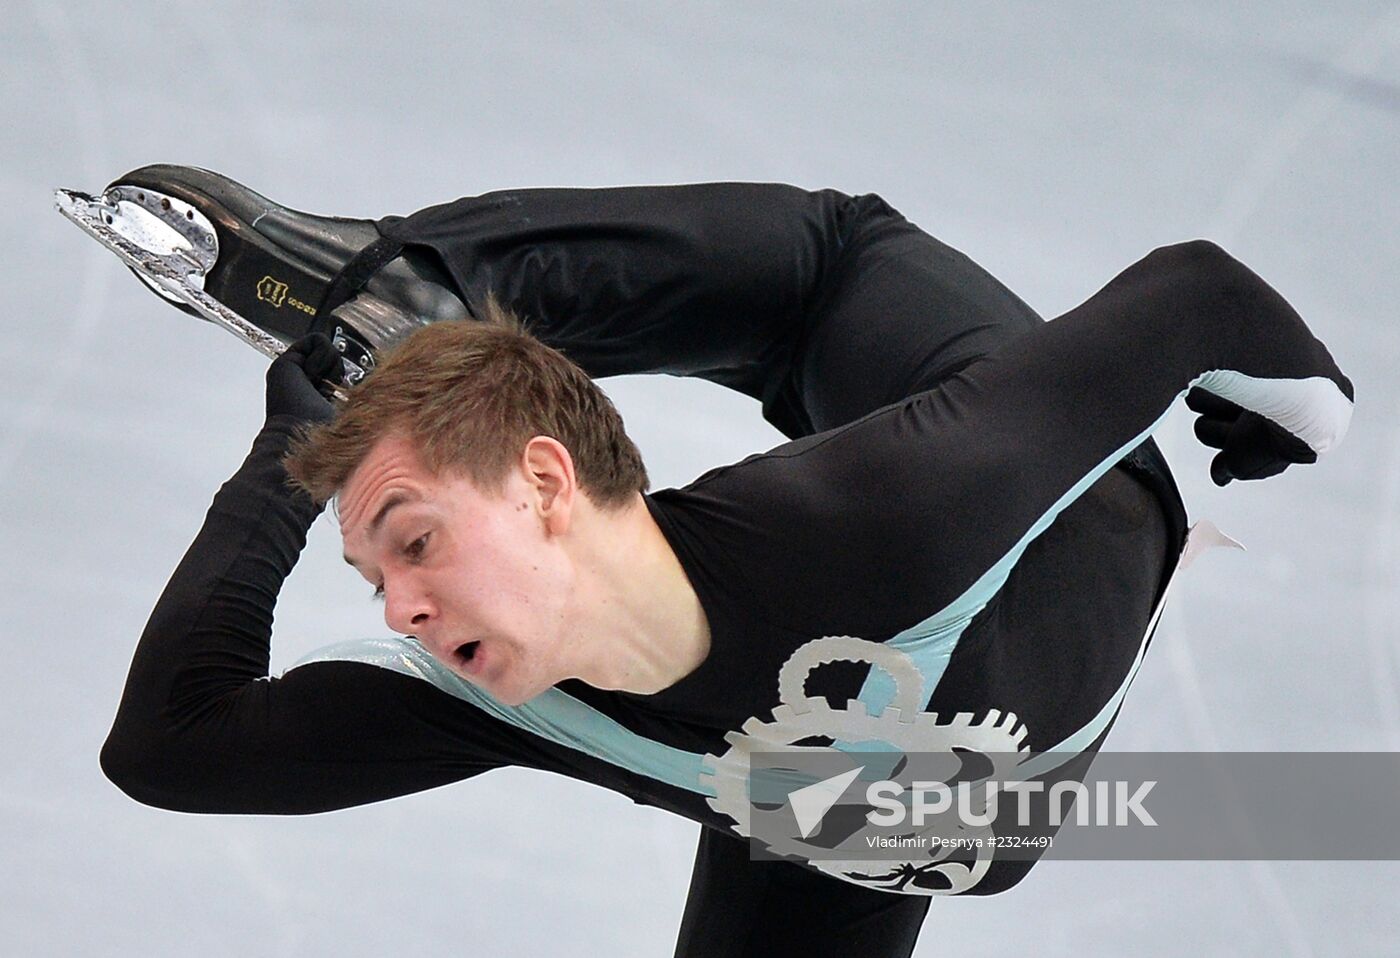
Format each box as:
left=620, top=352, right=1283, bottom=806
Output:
left=54, top=165, right=468, bottom=385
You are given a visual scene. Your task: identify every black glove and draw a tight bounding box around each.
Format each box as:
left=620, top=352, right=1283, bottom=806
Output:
left=1186, top=387, right=1317, bottom=486
left=265, top=333, right=346, bottom=424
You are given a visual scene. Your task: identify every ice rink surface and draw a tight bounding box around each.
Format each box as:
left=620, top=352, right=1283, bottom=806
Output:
left=3, top=2, right=1398, bottom=955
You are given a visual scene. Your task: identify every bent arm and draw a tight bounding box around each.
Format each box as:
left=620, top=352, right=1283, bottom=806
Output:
left=886, top=240, right=1350, bottom=602
left=101, top=419, right=515, bottom=814
left=693, top=241, right=1352, bottom=639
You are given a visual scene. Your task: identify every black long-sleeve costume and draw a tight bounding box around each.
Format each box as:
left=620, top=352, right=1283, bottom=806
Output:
left=102, top=185, right=1351, bottom=957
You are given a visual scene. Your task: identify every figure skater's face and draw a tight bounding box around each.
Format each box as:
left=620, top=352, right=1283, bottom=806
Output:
left=338, top=432, right=578, bottom=706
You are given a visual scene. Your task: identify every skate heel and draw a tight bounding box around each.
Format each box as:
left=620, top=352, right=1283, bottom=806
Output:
left=109, top=165, right=382, bottom=343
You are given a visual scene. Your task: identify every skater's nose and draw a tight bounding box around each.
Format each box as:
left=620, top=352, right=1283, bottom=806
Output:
left=382, top=575, right=436, bottom=637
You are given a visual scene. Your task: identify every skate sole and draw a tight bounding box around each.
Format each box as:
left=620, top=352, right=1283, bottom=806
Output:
left=108, top=165, right=369, bottom=345
left=54, top=184, right=365, bottom=391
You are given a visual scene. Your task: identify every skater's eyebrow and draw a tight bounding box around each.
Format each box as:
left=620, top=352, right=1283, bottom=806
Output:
left=342, top=492, right=416, bottom=567
left=369, top=493, right=414, bottom=534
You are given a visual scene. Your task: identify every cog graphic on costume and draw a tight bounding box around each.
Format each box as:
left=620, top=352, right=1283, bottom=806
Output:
left=699, top=635, right=1035, bottom=896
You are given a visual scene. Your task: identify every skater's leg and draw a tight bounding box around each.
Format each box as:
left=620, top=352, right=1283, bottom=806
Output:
left=672, top=827, right=930, bottom=958
left=380, top=187, right=1041, bottom=437
left=101, top=167, right=1049, bottom=438
left=785, top=194, right=1043, bottom=433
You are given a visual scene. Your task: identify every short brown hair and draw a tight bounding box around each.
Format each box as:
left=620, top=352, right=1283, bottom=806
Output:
left=284, top=300, right=649, bottom=507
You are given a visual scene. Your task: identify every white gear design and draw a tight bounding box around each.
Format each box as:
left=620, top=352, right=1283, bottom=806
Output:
left=700, top=635, right=1034, bottom=896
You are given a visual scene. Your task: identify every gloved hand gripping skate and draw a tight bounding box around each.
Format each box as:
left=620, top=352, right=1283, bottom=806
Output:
left=266, top=333, right=346, bottom=425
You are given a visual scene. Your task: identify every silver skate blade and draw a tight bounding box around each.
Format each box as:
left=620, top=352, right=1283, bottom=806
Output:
left=54, top=186, right=281, bottom=363
left=54, top=186, right=360, bottom=396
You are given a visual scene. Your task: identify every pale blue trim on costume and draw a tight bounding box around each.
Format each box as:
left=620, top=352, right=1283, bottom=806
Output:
left=854, top=404, right=1180, bottom=720
left=292, top=637, right=716, bottom=797
left=292, top=377, right=1278, bottom=798
left=292, top=402, right=1181, bottom=800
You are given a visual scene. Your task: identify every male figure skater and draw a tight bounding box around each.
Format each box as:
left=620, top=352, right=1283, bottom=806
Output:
left=99, top=168, right=1352, bottom=956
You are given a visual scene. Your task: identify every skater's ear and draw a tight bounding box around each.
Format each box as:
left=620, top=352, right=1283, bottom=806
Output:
left=520, top=436, right=578, bottom=532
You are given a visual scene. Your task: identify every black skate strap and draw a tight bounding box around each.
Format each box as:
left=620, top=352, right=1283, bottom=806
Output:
left=314, top=233, right=406, bottom=321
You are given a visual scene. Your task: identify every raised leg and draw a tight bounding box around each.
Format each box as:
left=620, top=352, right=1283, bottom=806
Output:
left=379, top=185, right=1042, bottom=437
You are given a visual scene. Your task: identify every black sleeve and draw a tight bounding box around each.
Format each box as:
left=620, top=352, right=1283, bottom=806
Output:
left=670, top=241, right=1352, bottom=639
left=100, top=417, right=521, bottom=814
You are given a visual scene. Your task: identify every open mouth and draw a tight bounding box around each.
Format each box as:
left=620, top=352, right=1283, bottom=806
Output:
left=455, top=641, right=480, bottom=663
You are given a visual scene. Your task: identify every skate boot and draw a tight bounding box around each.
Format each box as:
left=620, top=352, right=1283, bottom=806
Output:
left=54, top=165, right=468, bottom=385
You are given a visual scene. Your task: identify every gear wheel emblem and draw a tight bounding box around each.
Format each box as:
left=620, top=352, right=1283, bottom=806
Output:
left=700, top=635, right=1034, bottom=895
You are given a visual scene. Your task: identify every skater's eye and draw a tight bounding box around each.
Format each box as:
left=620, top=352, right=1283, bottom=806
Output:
left=372, top=583, right=385, bottom=602
left=404, top=533, right=430, bottom=562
